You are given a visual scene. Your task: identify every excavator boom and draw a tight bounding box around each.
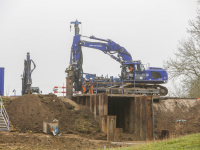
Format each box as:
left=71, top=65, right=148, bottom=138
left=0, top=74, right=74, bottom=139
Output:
left=66, top=20, right=168, bottom=96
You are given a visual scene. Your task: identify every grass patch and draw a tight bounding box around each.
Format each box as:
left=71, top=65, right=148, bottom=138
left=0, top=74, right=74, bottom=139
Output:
left=1, top=97, right=12, bottom=105
left=100, top=133, right=200, bottom=150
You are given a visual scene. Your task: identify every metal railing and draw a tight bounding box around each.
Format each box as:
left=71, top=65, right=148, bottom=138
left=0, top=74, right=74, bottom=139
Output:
left=84, top=81, right=146, bottom=97
left=0, top=96, right=9, bottom=130
left=84, top=81, right=126, bottom=96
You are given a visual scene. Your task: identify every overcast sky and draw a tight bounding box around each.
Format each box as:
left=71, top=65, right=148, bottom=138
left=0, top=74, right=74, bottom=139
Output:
left=0, top=0, right=197, bottom=96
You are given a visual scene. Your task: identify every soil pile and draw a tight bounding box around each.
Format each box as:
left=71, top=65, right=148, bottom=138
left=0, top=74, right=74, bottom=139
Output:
left=5, top=94, right=100, bottom=136
left=154, top=99, right=200, bottom=139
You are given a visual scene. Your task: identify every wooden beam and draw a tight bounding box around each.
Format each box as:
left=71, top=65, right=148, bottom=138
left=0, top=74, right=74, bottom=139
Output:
left=90, top=95, right=95, bottom=113
left=86, top=96, right=90, bottom=107
left=114, top=128, right=123, bottom=142
left=104, top=93, right=108, bottom=116
left=146, top=97, right=153, bottom=141
left=102, top=115, right=107, bottom=133
left=107, top=116, right=116, bottom=141
left=66, top=77, right=73, bottom=99
left=129, top=97, right=134, bottom=133
left=142, top=96, right=147, bottom=141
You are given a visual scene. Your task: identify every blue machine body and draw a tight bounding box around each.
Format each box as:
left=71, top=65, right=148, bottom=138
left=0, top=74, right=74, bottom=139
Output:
left=69, top=20, right=168, bottom=94
left=122, top=62, right=168, bottom=84
left=70, top=35, right=132, bottom=67
left=0, top=67, right=4, bottom=96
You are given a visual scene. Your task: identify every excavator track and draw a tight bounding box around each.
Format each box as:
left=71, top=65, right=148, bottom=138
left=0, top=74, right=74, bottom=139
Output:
left=86, top=82, right=168, bottom=96
left=157, top=85, right=168, bottom=96
left=105, top=83, right=168, bottom=96
left=126, top=84, right=168, bottom=96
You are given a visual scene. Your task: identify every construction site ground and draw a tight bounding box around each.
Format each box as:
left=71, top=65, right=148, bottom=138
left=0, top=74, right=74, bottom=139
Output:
left=0, top=94, right=120, bottom=150
left=1, top=94, right=200, bottom=149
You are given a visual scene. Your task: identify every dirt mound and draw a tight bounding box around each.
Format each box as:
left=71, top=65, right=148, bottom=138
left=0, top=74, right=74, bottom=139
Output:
left=5, top=94, right=101, bottom=137
left=154, top=99, right=200, bottom=139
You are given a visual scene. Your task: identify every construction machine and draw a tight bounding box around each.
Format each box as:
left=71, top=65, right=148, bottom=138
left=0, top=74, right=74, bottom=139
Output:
left=66, top=20, right=168, bottom=96
left=21, top=52, right=40, bottom=95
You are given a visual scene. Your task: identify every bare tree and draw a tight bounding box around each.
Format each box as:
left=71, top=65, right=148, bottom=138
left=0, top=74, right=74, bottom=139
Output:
left=188, top=78, right=200, bottom=97
left=188, top=0, right=200, bottom=40
left=164, top=1, right=200, bottom=98
left=167, top=81, right=188, bottom=98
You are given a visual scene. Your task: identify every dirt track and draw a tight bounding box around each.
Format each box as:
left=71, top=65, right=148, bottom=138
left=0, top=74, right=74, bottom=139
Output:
left=0, top=131, right=117, bottom=150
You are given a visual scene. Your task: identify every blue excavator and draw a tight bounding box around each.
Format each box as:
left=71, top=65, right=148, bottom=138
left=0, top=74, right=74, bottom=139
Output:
left=66, top=20, right=168, bottom=96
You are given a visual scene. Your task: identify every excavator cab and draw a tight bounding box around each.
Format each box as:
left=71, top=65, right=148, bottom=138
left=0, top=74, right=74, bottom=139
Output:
left=122, top=62, right=145, bottom=81
left=68, top=19, right=168, bottom=96
left=134, top=63, right=145, bottom=80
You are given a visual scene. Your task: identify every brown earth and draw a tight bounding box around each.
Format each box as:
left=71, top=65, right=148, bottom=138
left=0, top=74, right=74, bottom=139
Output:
left=0, top=131, right=118, bottom=150
left=154, top=99, right=200, bottom=139
left=0, top=94, right=120, bottom=149
left=4, top=95, right=200, bottom=149
left=5, top=94, right=101, bottom=135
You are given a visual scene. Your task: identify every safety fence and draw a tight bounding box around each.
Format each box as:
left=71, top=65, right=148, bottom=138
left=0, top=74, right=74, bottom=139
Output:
left=153, top=98, right=200, bottom=139
left=53, top=86, right=66, bottom=94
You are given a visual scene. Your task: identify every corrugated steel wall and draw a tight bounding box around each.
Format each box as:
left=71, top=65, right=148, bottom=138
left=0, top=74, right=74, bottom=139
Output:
left=0, top=68, right=4, bottom=96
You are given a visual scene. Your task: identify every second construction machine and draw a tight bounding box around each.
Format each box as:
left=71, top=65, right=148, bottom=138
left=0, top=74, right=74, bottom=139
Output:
left=66, top=20, right=168, bottom=96
left=22, top=52, right=40, bottom=95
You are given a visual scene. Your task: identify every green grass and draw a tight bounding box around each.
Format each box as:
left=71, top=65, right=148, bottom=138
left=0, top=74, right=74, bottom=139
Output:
left=102, top=133, right=200, bottom=150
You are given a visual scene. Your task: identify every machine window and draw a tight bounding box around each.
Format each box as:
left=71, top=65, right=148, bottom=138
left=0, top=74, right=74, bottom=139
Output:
left=151, top=71, right=161, bottom=79
left=140, top=65, right=145, bottom=72
left=135, top=65, right=139, bottom=71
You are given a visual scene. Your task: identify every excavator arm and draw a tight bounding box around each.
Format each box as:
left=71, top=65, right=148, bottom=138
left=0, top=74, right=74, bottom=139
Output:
left=67, top=20, right=133, bottom=91
left=71, top=35, right=133, bottom=70
left=69, top=34, right=133, bottom=91
left=66, top=20, right=168, bottom=96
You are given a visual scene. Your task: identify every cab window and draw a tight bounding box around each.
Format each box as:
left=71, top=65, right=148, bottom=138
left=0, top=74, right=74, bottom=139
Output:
left=140, top=65, right=145, bottom=72
left=135, top=65, right=139, bottom=72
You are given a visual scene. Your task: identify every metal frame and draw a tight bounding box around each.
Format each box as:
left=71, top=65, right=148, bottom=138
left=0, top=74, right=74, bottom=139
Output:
left=0, top=96, right=9, bottom=131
